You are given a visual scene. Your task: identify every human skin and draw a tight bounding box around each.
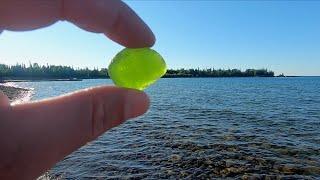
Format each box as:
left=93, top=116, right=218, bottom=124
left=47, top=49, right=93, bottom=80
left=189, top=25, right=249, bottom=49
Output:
left=0, top=0, right=154, bottom=179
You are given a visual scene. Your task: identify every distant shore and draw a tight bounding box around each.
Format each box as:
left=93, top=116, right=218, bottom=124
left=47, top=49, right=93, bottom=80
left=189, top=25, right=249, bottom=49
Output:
left=1, top=78, right=82, bottom=83
left=0, top=84, right=30, bottom=102
left=0, top=76, right=305, bottom=84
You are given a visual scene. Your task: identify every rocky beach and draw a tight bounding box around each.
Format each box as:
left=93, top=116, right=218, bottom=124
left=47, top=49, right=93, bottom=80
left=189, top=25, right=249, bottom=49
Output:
left=0, top=84, right=30, bottom=103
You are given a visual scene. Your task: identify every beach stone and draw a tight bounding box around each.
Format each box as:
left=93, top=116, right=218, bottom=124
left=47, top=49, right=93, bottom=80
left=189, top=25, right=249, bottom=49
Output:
left=108, top=48, right=167, bottom=90
left=169, top=154, right=181, bottom=162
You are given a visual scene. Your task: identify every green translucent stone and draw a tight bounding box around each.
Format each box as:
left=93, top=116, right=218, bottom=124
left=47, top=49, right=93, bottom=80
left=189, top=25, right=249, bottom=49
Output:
left=108, top=48, right=167, bottom=90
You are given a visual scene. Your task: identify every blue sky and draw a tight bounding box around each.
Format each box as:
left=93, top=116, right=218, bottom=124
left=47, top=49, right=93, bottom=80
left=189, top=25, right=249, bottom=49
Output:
left=1, top=1, right=320, bottom=76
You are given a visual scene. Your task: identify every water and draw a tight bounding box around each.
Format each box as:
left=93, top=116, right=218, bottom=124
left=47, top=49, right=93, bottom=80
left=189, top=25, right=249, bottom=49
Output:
left=15, top=77, right=320, bottom=179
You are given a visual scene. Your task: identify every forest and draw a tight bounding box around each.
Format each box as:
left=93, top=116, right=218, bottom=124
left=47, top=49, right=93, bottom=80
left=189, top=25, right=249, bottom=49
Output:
left=164, top=68, right=274, bottom=77
left=0, top=63, right=275, bottom=80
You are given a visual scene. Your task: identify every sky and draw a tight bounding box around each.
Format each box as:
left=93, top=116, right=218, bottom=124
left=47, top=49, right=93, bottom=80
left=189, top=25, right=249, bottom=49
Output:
left=0, top=1, right=320, bottom=76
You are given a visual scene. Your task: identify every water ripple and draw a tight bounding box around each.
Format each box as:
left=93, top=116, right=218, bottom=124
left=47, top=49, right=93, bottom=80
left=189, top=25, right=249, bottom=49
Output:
left=17, top=78, right=320, bottom=179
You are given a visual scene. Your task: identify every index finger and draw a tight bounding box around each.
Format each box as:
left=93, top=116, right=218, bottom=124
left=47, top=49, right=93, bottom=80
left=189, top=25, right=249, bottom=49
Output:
left=0, top=0, right=155, bottom=48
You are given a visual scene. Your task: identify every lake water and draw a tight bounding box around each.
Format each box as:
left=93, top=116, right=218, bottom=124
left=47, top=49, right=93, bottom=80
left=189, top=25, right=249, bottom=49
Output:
left=15, top=77, right=320, bottom=179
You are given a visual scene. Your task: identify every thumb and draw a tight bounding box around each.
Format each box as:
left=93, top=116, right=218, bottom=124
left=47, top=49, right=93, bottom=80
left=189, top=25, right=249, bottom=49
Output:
left=1, top=86, right=149, bottom=179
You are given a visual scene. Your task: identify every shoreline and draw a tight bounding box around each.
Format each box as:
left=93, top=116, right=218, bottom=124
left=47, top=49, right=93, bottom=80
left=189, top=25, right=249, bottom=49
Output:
left=1, top=78, right=82, bottom=83
left=0, top=76, right=311, bottom=84
left=0, top=83, right=33, bottom=103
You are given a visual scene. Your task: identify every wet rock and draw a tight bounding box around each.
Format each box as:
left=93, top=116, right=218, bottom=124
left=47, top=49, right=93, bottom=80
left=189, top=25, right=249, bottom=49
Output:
left=214, top=160, right=226, bottom=168
left=277, top=165, right=304, bottom=175
left=220, top=167, right=246, bottom=177
left=169, top=154, right=181, bottom=162
left=179, top=170, right=189, bottom=177
left=241, top=174, right=265, bottom=180
left=265, top=175, right=277, bottom=180
left=225, top=159, right=237, bottom=167
left=205, top=159, right=213, bottom=165
left=166, top=169, right=174, bottom=175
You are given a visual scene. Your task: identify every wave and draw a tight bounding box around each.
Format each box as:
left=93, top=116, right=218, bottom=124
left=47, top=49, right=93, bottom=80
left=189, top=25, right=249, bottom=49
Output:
left=11, top=89, right=34, bottom=105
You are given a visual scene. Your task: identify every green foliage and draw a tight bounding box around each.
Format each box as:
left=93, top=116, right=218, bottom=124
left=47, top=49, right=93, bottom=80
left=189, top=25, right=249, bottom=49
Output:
left=165, top=68, right=274, bottom=78
left=0, top=63, right=108, bottom=79
left=0, top=63, right=274, bottom=80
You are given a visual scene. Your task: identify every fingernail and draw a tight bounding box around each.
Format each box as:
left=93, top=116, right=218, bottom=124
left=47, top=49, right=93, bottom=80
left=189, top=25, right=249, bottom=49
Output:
left=123, top=89, right=149, bottom=120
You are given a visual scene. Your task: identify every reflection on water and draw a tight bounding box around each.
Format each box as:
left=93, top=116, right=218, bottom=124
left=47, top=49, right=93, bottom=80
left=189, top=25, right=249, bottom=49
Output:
left=17, top=77, right=320, bottom=179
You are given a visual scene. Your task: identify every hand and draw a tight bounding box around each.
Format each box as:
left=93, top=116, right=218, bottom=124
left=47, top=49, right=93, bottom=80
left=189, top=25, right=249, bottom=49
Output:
left=0, top=0, right=154, bottom=179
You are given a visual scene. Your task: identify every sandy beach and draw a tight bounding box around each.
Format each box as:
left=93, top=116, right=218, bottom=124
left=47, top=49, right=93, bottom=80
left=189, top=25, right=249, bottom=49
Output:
left=0, top=84, right=30, bottom=102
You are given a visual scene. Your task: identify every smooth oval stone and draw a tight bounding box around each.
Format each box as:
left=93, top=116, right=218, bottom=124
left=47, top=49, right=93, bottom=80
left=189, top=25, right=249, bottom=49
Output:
left=108, top=48, right=167, bottom=90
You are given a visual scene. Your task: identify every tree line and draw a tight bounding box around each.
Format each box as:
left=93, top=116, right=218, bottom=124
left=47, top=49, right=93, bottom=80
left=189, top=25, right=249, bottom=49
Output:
left=0, top=63, right=274, bottom=80
left=0, top=63, right=107, bottom=80
left=164, top=68, right=274, bottom=77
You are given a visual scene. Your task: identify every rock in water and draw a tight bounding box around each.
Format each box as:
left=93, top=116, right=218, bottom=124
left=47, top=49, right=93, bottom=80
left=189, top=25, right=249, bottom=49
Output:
left=108, top=48, right=167, bottom=90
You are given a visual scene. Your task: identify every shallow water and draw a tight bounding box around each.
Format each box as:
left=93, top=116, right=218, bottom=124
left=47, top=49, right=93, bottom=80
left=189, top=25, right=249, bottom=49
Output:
left=16, top=77, right=320, bottom=179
